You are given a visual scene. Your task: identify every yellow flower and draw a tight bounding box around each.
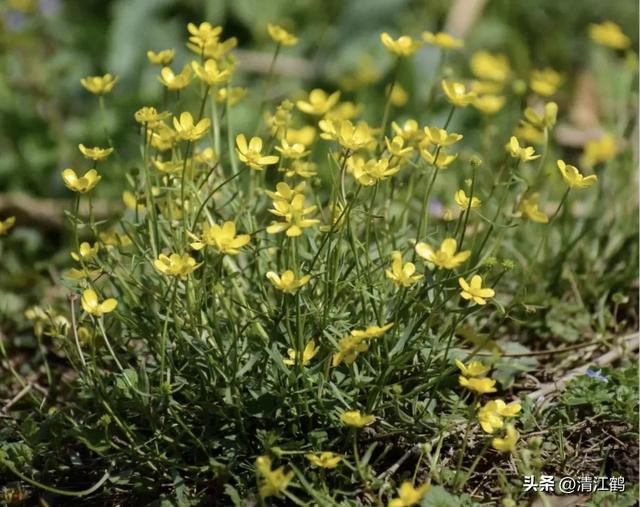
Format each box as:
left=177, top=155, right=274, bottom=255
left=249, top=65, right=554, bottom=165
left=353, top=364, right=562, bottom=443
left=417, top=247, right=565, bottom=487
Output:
left=518, top=193, right=549, bottom=224
left=286, top=126, right=316, bottom=146
left=455, top=359, right=490, bottom=378
left=266, top=270, right=310, bottom=294
left=589, top=21, right=631, bottom=50
left=491, top=424, right=519, bottom=453
left=422, top=31, right=463, bottom=49
left=80, top=288, right=117, bottom=317
left=423, top=127, right=463, bottom=147
left=189, top=221, right=250, bottom=254
left=236, top=134, right=279, bottom=170
left=514, top=123, right=544, bottom=145
left=275, top=140, right=309, bottom=159
left=62, top=168, right=101, bottom=193
left=152, top=158, right=184, bottom=174
left=173, top=112, right=210, bottom=141
left=530, top=68, right=562, bottom=97
left=415, top=238, right=470, bottom=270
left=147, top=49, right=175, bottom=65
left=340, top=410, right=375, bottom=427
left=266, top=182, right=306, bottom=206
left=386, top=251, right=423, bottom=287
left=472, top=94, right=506, bottom=114
left=392, top=119, right=423, bottom=144
left=296, top=89, right=341, bottom=115
left=191, top=59, right=232, bottom=86
left=154, top=253, right=200, bottom=277
left=350, top=322, right=394, bottom=339
left=454, top=189, right=481, bottom=209
left=0, top=216, right=16, bottom=236
left=388, top=481, right=430, bottom=507
left=267, top=194, right=319, bottom=236
left=256, top=456, right=294, bottom=499
left=557, top=160, right=598, bottom=189
left=459, top=375, right=497, bottom=394
left=71, top=241, right=99, bottom=262
left=283, top=341, right=319, bottom=366
left=507, top=136, right=540, bottom=162
left=478, top=400, right=522, bottom=434
left=216, top=86, right=247, bottom=106
left=134, top=106, right=170, bottom=126
left=332, top=335, right=370, bottom=366
left=283, top=160, right=317, bottom=179
left=441, top=79, right=476, bottom=107
left=158, top=65, right=193, bottom=91
left=305, top=451, right=341, bottom=469
left=348, top=156, right=400, bottom=186
left=385, top=136, right=413, bottom=159
left=267, top=23, right=298, bottom=46
left=458, top=275, right=495, bottom=305
left=78, top=144, right=113, bottom=161
left=420, top=149, right=457, bottom=169
left=80, top=73, right=118, bottom=95
left=523, top=102, right=557, bottom=129
left=187, top=22, right=223, bottom=50
left=319, top=119, right=374, bottom=151
left=380, top=32, right=422, bottom=57
left=470, top=51, right=511, bottom=82
left=388, top=82, right=409, bottom=106
left=581, top=134, right=617, bottom=167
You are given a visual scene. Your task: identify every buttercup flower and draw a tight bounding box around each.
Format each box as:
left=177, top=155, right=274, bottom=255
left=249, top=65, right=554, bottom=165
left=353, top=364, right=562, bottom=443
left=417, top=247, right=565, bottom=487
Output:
left=478, top=399, right=522, bottom=434
left=523, top=102, right=558, bottom=129
left=455, top=359, right=490, bottom=377
left=458, top=275, right=495, bottom=305
left=441, top=79, right=476, bottom=107
left=350, top=322, right=394, bottom=339
left=71, top=241, right=99, bottom=262
left=187, top=22, right=223, bottom=49
left=581, top=134, right=617, bottom=167
left=267, top=194, right=319, bottom=236
left=557, top=160, right=598, bottom=189
left=296, top=89, right=341, bottom=115
left=380, top=32, right=422, bottom=57
left=472, top=94, right=506, bottom=114
left=470, top=51, right=511, bottom=82
left=305, top=451, right=341, bottom=469
left=491, top=424, right=519, bottom=453
left=332, top=335, right=370, bottom=366
left=459, top=375, right=497, bottom=394
left=80, top=73, right=118, bottom=95
left=267, top=23, right=298, bottom=46
left=589, top=21, right=631, bottom=49
left=191, top=59, right=232, bottom=86
left=422, top=31, right=463, bottom=49
left=415, top=238, right=470, bottom=269
left=62, top=168, right=101, bottom=193
left=266, top=270, right=310, bottom=294
left=340, top=410, right=375, bottom=427
left=423, top=127, right=463, bottom=147
left=0, top=216, right=16, bottom=236
left=154, top=253, right=200, bottom=277
left=81, top=288, right=117, bottom=317
left=158, top=65, right=193, bottom=91
left=147, top=49, right=175, bottom=65
left=78, top=144, right=113, bottom=161
left=508, top=136, right=540, bottom=162
left=275, top=140, right=309, bottom=159
left=319, top=120, right=374, bottom=151
left=189, top=221, right=250, bottom=254
left=530, top=68, right=563, bottom=96
left=256, top=456, right=294, bottom=498
left=385, top=136, right=413, bottom=158
left=283, top=341, right=319, bottom=366
left=386, top=251, right=423, bottom=287
left=348, top=156, right=400, bottom=186
left=392, top=119, right=423, bottom=143
left=518, top=193, right=549, bottom=223
left=134, top=106, right=170, bottom=125
left=454, top=189, right=481, bottom=209
left=420, top=149, right=457, bottom=169
left=236, top=134, right=279, bottom=170
left=388, top=481, right=430, bottom=507
left=173, top=112, right=210, bottom=141
left=216, top=86, right=247, bottom=106
left=286, top=126, right=316, bottom=146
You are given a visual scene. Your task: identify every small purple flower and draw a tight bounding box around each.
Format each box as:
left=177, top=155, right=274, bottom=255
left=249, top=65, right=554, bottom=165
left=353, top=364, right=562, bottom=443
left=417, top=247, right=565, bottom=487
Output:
left=585, top=368, right=608, bottom=383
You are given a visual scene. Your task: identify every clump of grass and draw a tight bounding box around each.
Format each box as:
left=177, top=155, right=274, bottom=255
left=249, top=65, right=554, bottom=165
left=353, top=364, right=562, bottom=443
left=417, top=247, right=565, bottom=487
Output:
left=0, top=18, right=637, bottom=506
